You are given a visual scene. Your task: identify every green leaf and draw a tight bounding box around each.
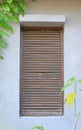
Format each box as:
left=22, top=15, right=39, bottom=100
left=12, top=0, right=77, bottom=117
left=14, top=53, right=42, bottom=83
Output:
left=32, top=126, right=45, bottom=130
left=0, top=12, right=15, bottom=22
left=18, top=7, right=25, bottom=16
left=61, top=77, right=75, bottom=92
left=7, top=0, right=13, bottom=4
left=10, top=3, right=20, bottom=14
left=19, top=2, right=27, bottom=10
left=21, top=9, right=25, bottom=16
left=64, top=99, right=67, bottom=105
left=0, top=30, right=10, bottom=37
left=0, top=20, right=13, bottom=33
left=66, top=77, right=75, bottom=84
left=78, top=78, right=81, bottom=83
left=14, top=7, right=19, bottom=13
left=12, top=14, right=19, bottom=23
left=1, top=4, right=10, bottom=11
left=0, top=55, right=4, bottom=59
left=0, top=37, right=7, bottom=48
left=61, top=82, right=71, bottom=92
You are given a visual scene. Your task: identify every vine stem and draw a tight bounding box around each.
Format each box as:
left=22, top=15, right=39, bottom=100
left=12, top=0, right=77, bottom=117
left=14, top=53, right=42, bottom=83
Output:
left=74, top=81, right=77, bottom=117
left=73, top=112, right=80, bottom=130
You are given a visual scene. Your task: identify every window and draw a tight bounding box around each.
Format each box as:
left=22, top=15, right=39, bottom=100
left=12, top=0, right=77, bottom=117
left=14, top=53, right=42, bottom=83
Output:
left=20, top=27, right=64, bottom=116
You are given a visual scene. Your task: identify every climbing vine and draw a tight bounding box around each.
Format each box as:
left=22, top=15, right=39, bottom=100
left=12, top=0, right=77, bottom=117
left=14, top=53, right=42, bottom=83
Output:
left=0, top=0, right=35, bottom=59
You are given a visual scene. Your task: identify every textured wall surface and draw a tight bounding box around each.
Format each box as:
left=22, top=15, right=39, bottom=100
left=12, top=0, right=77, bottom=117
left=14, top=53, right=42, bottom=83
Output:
left=0, top=0, right=81, bottom=130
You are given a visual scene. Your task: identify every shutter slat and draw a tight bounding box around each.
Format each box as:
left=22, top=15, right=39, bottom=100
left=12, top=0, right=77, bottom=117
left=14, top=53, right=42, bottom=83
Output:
left=23, top=42, right=61, bottom=45
left=21, top=81, right=62, bottom=85
left=21, top=70, right=61, bottom=73
left=20, top=27, right=63, bottom=116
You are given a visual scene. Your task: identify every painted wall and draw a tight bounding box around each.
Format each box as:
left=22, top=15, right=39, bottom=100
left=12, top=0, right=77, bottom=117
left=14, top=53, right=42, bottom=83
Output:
left=0, top=0, right=81, bottom=130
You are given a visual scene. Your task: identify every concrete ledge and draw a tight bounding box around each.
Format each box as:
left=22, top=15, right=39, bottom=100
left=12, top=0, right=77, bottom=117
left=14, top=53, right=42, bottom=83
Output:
left=19, top=15, right=66, bottom=22
left=19, top=15, right=66, bottom=26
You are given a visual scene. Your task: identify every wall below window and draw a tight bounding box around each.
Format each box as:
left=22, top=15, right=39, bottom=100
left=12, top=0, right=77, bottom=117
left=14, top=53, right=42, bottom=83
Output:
left=0, top=0, right=81, bottom=130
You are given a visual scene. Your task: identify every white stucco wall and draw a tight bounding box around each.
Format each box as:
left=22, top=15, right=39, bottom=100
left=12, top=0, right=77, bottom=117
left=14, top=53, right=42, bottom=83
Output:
left=0, top=0, right=81, bottom=130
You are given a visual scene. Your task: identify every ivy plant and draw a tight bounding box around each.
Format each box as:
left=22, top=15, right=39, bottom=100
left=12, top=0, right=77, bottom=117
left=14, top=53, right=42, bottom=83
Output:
left=0, top=0, right=27, bottom=59
left=0, top=0, right=36, bottom=59
left=61, top=77, right=81, bottom=130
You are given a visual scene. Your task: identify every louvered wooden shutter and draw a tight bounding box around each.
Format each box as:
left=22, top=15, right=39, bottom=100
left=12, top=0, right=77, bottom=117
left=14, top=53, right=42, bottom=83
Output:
left=20, top=27, right=64, bottom=116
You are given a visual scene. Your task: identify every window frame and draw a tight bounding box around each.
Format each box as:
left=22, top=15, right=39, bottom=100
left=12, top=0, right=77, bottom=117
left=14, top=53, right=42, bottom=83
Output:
left=20, top=26, right=64, bottom=116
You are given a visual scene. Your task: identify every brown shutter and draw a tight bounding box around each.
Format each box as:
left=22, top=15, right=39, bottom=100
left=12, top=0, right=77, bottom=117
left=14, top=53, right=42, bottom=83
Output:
left=20, top=27, right=64, bottom=116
